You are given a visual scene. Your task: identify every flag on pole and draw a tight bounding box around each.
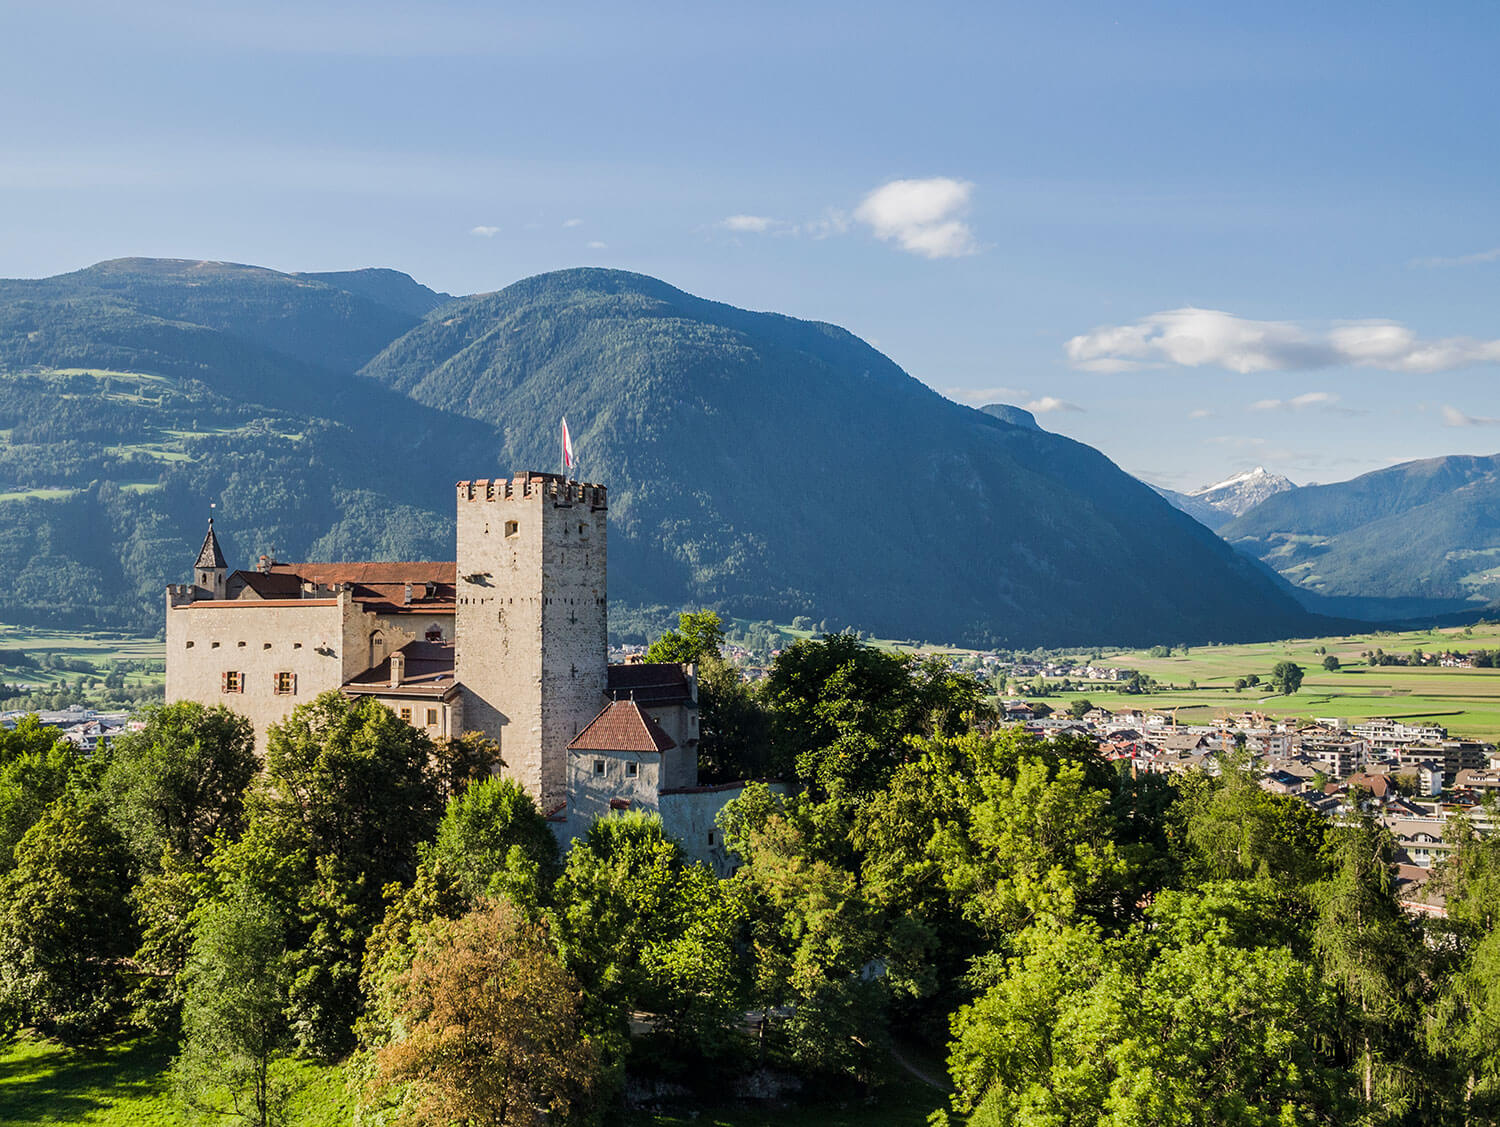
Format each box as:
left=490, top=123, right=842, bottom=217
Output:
left=561, top=417, right=575, bottom=474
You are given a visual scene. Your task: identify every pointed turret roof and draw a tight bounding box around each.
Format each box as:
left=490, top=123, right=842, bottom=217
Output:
left=195, top=518, right=228, bottom=570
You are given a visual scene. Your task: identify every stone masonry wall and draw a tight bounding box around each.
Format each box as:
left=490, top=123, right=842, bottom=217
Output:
left=454, top=474, right=608, bottom=806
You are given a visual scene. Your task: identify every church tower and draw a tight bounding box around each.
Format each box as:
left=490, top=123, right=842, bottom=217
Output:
left=194, top=518, right=228, bottom=600
left=453, top=472, right=608, bottom=807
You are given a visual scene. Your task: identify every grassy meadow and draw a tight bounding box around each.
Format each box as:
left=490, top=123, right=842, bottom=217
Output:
left=0, top=1035, right=942, bottom=1127
left=1071, top=624, right=1500, bottom=738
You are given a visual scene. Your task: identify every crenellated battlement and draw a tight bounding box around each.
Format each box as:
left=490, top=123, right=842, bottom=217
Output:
left=456, top=471, right=607, bottom=509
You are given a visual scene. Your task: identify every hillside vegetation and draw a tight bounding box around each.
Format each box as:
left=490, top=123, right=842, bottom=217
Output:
left=1223, top=453, right=1500, bottom=609
left=0, top=259, right=1317, bottom=645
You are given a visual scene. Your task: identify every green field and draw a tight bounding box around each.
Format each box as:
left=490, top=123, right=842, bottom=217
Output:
left=0, top=1036, right=943, bottom=1127
left=0, top=625, right=165, bottom=705
left=0, top=1037, right=355, bottom=1127
left=1058, top=624, right=1500, bottom=739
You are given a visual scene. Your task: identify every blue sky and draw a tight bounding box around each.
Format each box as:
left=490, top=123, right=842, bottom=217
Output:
left=5, top=0, right=1499, bottom=488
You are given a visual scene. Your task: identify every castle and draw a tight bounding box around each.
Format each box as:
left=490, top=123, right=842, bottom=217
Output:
left=166, top=471, right=744, bottom=867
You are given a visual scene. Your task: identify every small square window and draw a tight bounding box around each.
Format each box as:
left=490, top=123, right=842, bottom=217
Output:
left=399, top=707, right=413, bottom=723
left=625, top=761, right=639, bottom=779
left=426, top=708, right=438, bottom=726
left=504, top=520, right=519, bottom=537
left=593, top=759, right=606, bottom=776
left=222, top=671, right=242, bottom=694
left=273, top=671, right=296, bottom=696
left=211, top=641, right=220, bottom=649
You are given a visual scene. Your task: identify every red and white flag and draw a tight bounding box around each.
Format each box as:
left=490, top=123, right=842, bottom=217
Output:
left=561, top=417, right=575, bottom=471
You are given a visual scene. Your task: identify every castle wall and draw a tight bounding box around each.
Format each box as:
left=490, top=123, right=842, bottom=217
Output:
left=564, top=748, right=662, bottom=833
left=454, top=474, right=608, bottom=806
left=165, top=591, right=354, bottom=752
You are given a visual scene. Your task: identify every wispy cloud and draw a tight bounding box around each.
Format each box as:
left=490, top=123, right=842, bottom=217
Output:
left=721, top=214, right=781, bottom=233
left=941, top=385, right=1029, bottom=405
left=469, top=225, right=500, bottom=237
left=1251, top=391, right=1344, bottom=412
left=854, top=177, right=977, bottom=259
left=562, top=217, right=583, bottom=228
left=1026, top=396, right=1083, bottom=414
left=1442, top=405, right=1500, bottom=427
left=1410, top=246, right=1500, bottom=268
left=1066, top=308, right=1500, bottom=374
left=586, top=240, right=607, bottom=249
left=1188, top=408, right=1214, bottom=419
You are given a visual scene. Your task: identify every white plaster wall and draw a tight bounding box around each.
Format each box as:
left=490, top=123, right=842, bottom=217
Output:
left=165, top=594, right=351, bottom=753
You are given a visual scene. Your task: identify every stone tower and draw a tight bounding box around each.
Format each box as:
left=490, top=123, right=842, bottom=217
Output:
left=194, top=518, right=228, bottom=599
left=454, top=472, right=608, bottom=807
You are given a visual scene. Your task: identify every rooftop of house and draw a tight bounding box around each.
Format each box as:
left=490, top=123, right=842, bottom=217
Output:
left=343, top=640, right=458, bottom=699
left=243, top=560, right=459, bottom=613
left=569, top=699, right=677, bottom=754
left=606, top=662, right=695, bottom=707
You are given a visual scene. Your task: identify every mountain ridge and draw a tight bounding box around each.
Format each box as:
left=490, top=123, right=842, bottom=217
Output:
left=0, top=258, right=1324, bottom=645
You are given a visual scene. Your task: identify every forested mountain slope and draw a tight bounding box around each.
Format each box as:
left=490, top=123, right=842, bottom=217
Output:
left=1221, top=453, right=1500, bottom=607
left=360, top=268, right=1318, bottom=645
left=0, top=259, right=1321, bottom=644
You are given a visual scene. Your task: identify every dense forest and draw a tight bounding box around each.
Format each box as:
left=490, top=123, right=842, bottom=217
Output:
left=3, top=625, right=1499, bottom=1125
left=0, top=257, right=1319, bottom=647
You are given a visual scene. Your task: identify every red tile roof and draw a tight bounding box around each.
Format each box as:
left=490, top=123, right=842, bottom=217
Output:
left=256, top=561, right=458, bottom=613
left=569, top=699, right=676, bottom=754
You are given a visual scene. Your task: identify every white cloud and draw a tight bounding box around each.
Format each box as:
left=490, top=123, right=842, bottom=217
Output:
left=562, top=217, right=583, bottom=228
left=1026, top=396, right=1083, bottom=414
left=586, top=240, right=607, bottom=249
left=469, top=225, right=499, bottom=237
left=1066, top=308, right=1500, bottom=374
left=721, top=214, right=780, bottom=233
left=1442, top=405, right=1500, bottom=427
left=942, top=385, right=1029, bottom=405
left=853, top=177, right=977, bottom=259
left=1188, top=408, right=1214, bottom=419
left=1252, top=391, right=1342, bottom=412
left=1410, top=246, right=1500, bottom=268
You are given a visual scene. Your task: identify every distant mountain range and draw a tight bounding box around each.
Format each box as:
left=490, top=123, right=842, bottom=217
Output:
left=1219, top=454, right=1500, bottom=616
left=0, top=257, right=1321, bottom=646
left=1153, top=467, right=1298, bottom=531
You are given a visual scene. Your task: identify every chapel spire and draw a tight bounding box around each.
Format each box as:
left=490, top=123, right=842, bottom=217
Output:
left=194, top=518, right=228, bottom=598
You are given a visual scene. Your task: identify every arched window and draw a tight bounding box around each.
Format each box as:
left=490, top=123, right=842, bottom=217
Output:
left=370, top=630, right=387, bottom=668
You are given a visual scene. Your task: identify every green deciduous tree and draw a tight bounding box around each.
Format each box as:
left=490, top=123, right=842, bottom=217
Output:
left=0, top=789, right=137, bottom=1041
left=696, top=652, right=772, bottom=783
left=761, top=633, right=982, bottom=799
left=0, top=716, right=86, bottom=874
left=258, top=692, right=442, bottom=902
left=552, top=813, right=749, bottom=1070
left=174, top=888, right=296, bottom=1127
left=429, top=775, right=559, bottom=906
left=103, top=700, right=257, bottom=870
left=645, top=609, right=727, bottom=665
left=947, top=887, right=1350, bottom=1126
left=1270, top=659, right=1305, bottom=695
